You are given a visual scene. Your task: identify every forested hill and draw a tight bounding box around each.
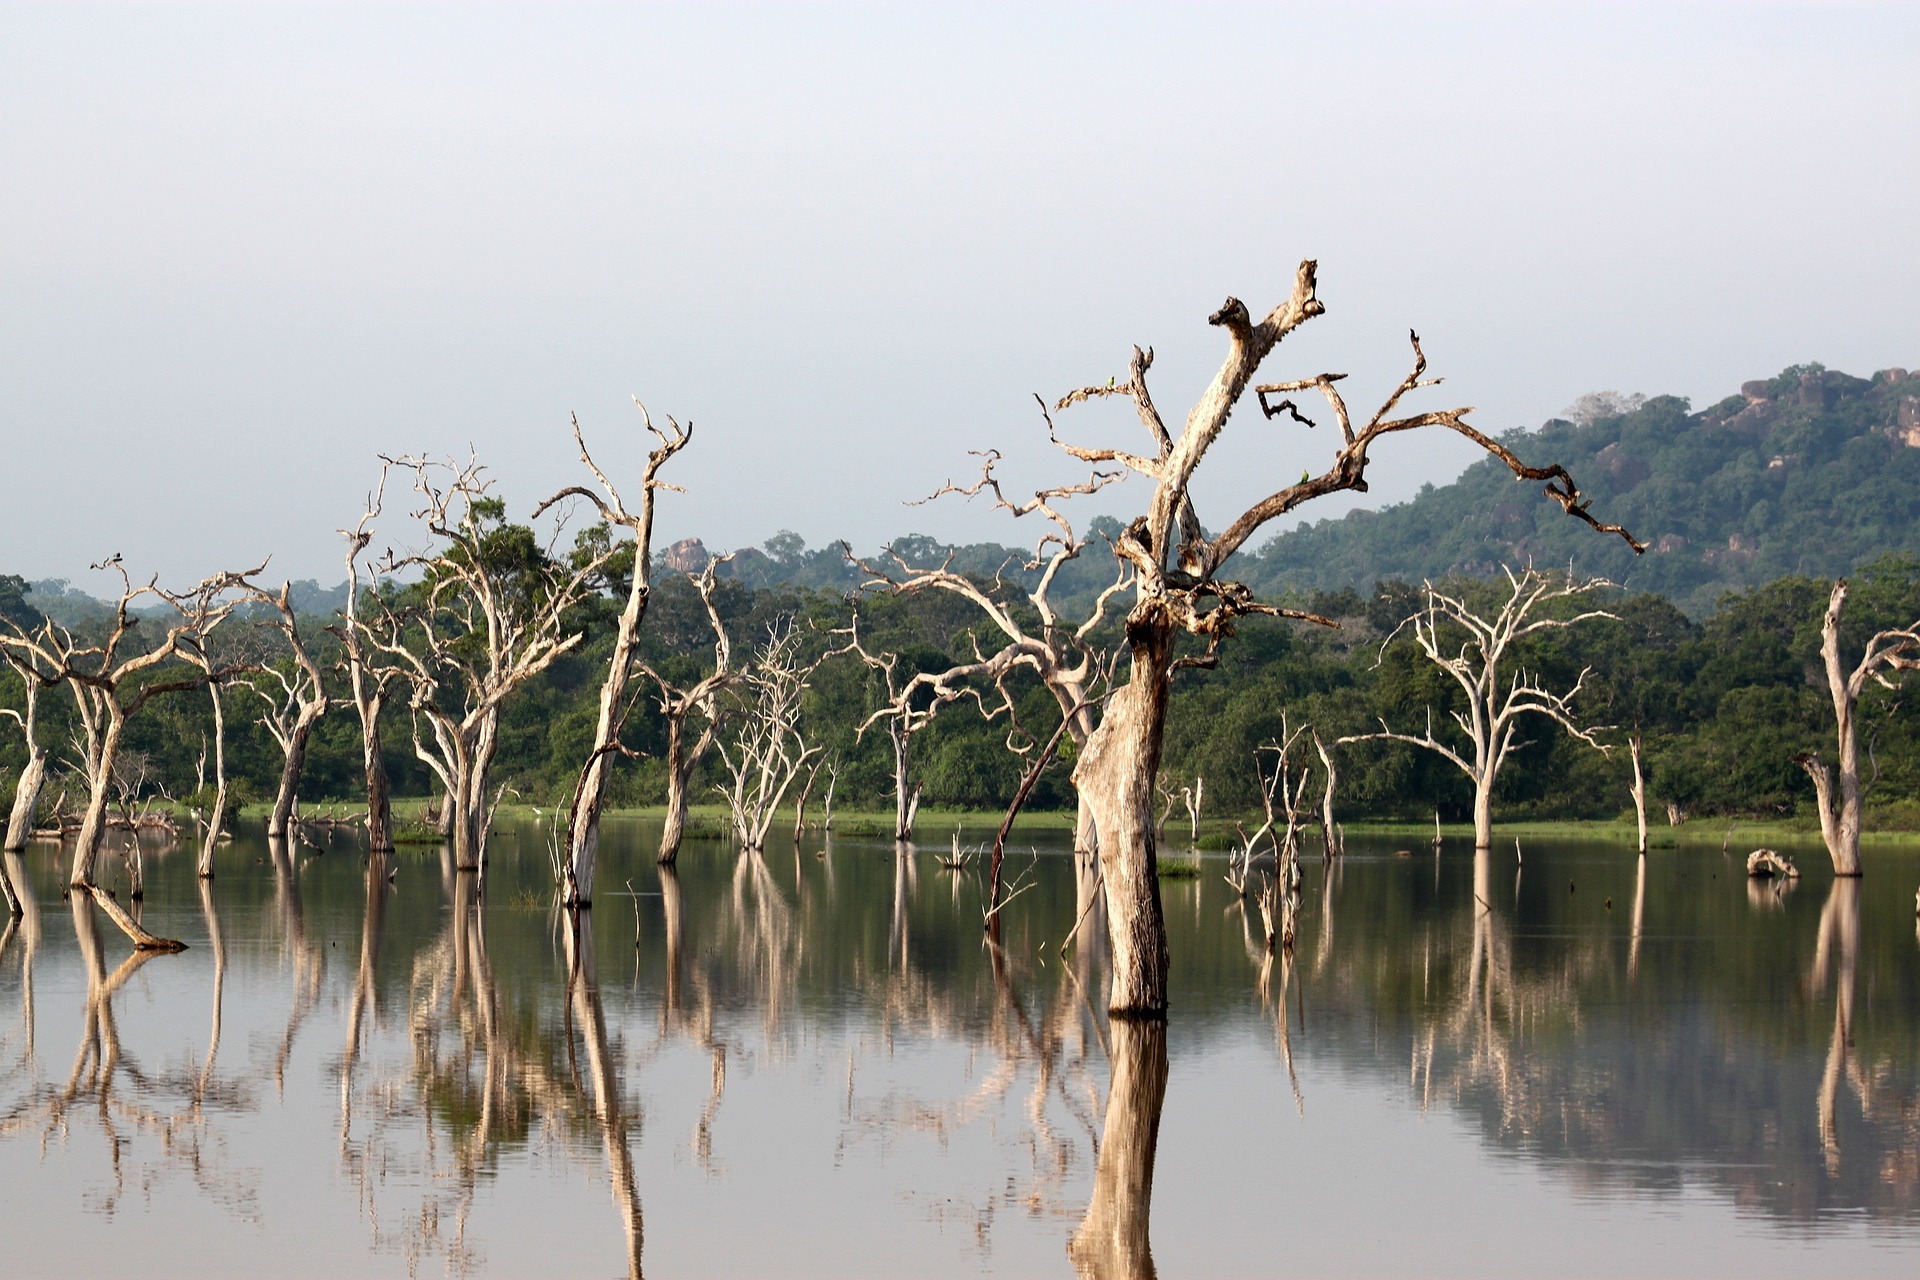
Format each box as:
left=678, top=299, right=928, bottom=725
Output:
left=1237, top=364, right=1920, bottom=617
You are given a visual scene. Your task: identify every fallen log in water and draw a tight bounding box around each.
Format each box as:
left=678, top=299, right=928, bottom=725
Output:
left=1746, top=848, right=1799, bottom=879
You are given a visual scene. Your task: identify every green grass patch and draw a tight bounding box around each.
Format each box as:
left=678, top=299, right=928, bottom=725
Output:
left=1158, top=853, right=1204, bottom=879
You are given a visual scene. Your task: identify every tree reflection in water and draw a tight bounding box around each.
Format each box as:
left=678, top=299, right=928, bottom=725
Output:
left=0, top=859, right=259, bottom=1222
left=335, top=860, right=646, bottom=1278
left=6, top=824, right=1920, bottom=1274
left=1068, top=1017, right=1166, bottom=1280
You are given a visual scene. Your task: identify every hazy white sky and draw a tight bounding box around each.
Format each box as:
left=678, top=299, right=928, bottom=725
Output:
left=3, top=1, right=1916, bottom=588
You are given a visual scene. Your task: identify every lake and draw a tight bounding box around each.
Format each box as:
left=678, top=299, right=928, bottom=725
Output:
left=2, top=819, right=1918, bottom=1278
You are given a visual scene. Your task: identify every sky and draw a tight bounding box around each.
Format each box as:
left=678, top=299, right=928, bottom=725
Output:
left=3, top=1, right=1916, bottom=590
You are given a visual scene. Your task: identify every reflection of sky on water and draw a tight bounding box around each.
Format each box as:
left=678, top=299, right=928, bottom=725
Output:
left=1, top=824, right=1918, bottom=1277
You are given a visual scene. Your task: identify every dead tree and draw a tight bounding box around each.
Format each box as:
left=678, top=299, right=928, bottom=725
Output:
left=988, top=261, right=1637, bottom=1014
left=1352, top=566, right=1617, bottom=851
left=640, top=555, right=735, bottom=867
left=233, top=578, right=330, bottom=839
left=835, top=616, right=972, bottom=843
left=0, top=558, right=256, bottom=949
left=533, top=406, right=692, bottom=903
left=851, top=463, right=1132, bottom=854
left=1312, top=731, right=1342, bottom=859
left=1226, top=727, right=1312, bottom=952
left=1, top=650, right=51, bottom=855
left=373, top=453, right=607, bottom=872
left=1793, top=579, right=1920, bottom=877
left=1627, top=730, right=1648, bottom=855
left=160, top=575, right=252, bottom=879
left=713, top=622, right=822, bottom=852
left=337, top=470, right=402, bottom=855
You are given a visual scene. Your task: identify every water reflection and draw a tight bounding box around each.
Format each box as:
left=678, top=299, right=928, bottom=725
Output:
left=1, top=824, right=1918, bottom=1276
left=1069, top=1018, right=1166, bottom=1280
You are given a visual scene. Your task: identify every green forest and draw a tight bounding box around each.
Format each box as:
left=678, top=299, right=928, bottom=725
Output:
left=6, top=359, right=1920, bottom=839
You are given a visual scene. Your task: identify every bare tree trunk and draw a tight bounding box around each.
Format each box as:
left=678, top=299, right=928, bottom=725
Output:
left=4, top=747, right=46, bottom=854
left=70, top=710, right=128, bottom=889
left=197, top=680, right=228, bottom=878
left=1629, top=733, right=1648, bottom=855
left=1471, top=777, right=1493, bottom=852
left=1801, top=583, right=1865, bottom=877
left=1313, top=733, right=1339, bottom=859
left=891, top=723, right=916, bottom=842
left=1068, top=1017, right=1167, bottom=1280
left=540, top=412, right=692, bottom=906
left=659, top=721, right=698, bottom=866
left=792, top=759, right=822, bottom=842
left=361, top=701, right=394, bottom=855
left=567, top=584, right=642, bottom=899
left=3, top=674, right=48, bottom=855
left=1072, top=615, right=1173, bottom=1017
left=268, top=712, right=318, bottom=840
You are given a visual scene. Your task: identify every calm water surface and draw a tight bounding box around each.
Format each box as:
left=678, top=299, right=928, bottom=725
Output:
left=2, top=819, right=1918, bottom=1278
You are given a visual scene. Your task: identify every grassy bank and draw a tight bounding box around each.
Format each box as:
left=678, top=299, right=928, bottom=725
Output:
left=199, top=798, right=1920, bottom=850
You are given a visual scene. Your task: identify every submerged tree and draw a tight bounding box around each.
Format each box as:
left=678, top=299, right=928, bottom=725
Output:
left=234, top=577, right=331, bottom=840
left=1793, top=578, right=1920, bottom=877
left=337, top=471, right=403, bottom=855
left=0, top=558, right=254, bottom=949
left=852, top=460, right=1132, bottom=854
left=642, top=554, right=735, bottom=867
left=534, top=406, right=692, bottom=903
left=1, top=649, right=50, bottom=857
left=977, top=261, right=1638, bottom=1015
left=1357, top=566, right=1616, bottom=851
left=714, top=622, right=823, bottom=852
left=371, top=453, right=608, bottom=873
left=160, top=574, right=252, bottom=879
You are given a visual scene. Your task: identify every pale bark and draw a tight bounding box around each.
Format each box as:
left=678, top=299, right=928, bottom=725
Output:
left=1075, top=612, right=1174, bottom=1015
left=714, top=623, right=822, bottom=852
left=234, top=579, right=330, bottom=840
left=1068, top=1017, right=1167, bottom=1280
left=339, top=475, right=398, bottom=855
left=1349, top=566, right=1616, bottom=851
left=1, top=558, right=254, bottom=949
left=967, top=263, right=1635, bottom=1013
left=1794, top=579, right=1920, bottom=878
left=849, top=476, right=1131, bottom=857
left=645, top=556, right=734, bottom=867
left=836, top=618, right=963, bottom=843
left=535, top=407, right=692, bottom=903
left=1312, top=732, right=1341, bottom=859
left=2, top=665, right=49, bottom=854
left=196, top=679, right=229, bottom=878
left=371, top=452, right=604, bottom=873
left=1629, top=733, right=1648, bottom=855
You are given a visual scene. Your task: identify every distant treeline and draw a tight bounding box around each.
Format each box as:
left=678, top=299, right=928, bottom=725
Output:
left=6, top=551, right=1918, bottom=830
